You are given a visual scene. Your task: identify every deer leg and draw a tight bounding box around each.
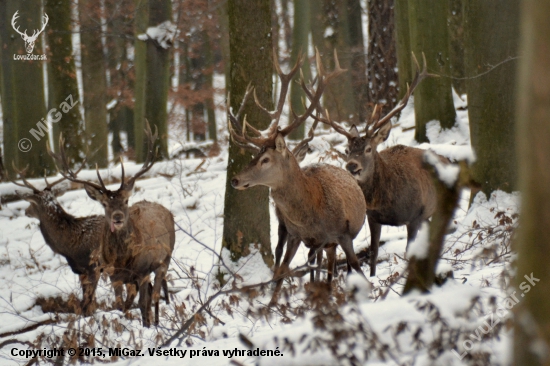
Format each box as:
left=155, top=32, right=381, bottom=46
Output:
left=339, top=236, right=366, bottom=278
left=406, top=218, right=423, bottom=251
left=270, top=236, right=300, bottom=304
left=138, top=280, right=152, bottom=328
left=274, top=220, right=288, bottom=271
left=152, top=266, right=167, bottom=325
left=112, top=280, right=124, bottom=311
left=124, top=282, right=138, bottom=311
left=368, top=216, right=382, bottom=277
left=80, top=273, right=98, bottom=316
left=325, top=246, right=336, bottom=284
left=307, top=248, right=316, bottom=283
left=315, top=249, right=323, bottom=282
left=162, top=279, right=169, bottom=305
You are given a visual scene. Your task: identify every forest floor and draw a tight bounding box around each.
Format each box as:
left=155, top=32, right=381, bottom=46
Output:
left=0, top=89, right=519, bottom=365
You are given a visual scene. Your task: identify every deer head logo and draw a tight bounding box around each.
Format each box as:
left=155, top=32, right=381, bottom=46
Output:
left=11, top=11, right=49, bottom=54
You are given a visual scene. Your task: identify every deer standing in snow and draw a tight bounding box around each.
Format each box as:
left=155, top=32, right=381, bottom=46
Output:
left=50, top=124, right=175, bottom=327
left=309, top=54, right=447, bottom=276
left=228, top=51, right=367, bottom=301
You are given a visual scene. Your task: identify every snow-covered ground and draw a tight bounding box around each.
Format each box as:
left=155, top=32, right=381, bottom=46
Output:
left=0, top=89, right=519, bottom=365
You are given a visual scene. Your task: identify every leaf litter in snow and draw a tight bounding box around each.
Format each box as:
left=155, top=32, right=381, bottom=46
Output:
left=0, top=90, right=520, bottom=365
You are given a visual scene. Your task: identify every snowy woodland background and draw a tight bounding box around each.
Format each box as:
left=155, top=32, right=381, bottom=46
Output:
left=0, top=0, right=548, bottom=365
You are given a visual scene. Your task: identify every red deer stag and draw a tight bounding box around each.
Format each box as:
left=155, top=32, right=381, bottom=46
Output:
left=11, top=164, right=107, bottom=315
left=49, top=124, right=175, bottom=327
left=228, top=51, right=367, bottom=301
left=308, top=54, right=444, bottom=277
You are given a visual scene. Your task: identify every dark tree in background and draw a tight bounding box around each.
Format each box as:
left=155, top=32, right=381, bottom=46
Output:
left=366, top=0, right=398, bottom=116
left=448, top=0, right=466, bottom=95
left=514, top=0, right=550, bottom=363
left=0, top=0, right=53, bottom=176
left=287, top=0, right=311, bottom=140
left=45, top=0, right=85, bottom=166
left=222, top=0, right=273, bottom=267
left=464, top=0, right=519, bottom=196
left=394, top=0, right=412, bottom=99
left=347, top=0, right=369, bottom=123
left=408, top=0, right=456, bottom=142
left=79, top=0, right=108, bottom=167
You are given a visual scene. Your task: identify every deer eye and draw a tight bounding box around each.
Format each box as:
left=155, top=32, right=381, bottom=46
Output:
left=365, top=147, right=372, bottom=153
left=345, top=149, right=349, bottom=155
left=124, top=200, right=128, bottom=205
left=261, top=157, right=270, bottom=165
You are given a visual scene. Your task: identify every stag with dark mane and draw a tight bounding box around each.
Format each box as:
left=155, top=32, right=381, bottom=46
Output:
left=228, top=50, right=367, bottom=302
left=308, top=54, right=446, bottom=276
left=49, top=124, right=175, bottom=327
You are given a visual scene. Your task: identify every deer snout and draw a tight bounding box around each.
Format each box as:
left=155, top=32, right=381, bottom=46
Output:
left=110, top=211, right=126, bottom=232
left=346, top=161, right=362, bottom=175
left=231, top=177, right=250, bottom=190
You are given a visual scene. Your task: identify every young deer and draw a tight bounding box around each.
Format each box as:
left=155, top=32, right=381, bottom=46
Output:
left=309, top=54, right=445, bottom=277
left=11, top=166, right=107, bottom=315
left=49, top=124, right=175, bottom=327
left=228, top=51, right=367, bottom=301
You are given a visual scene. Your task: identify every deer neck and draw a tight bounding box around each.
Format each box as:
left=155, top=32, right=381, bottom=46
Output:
left=270, top=156, right=320, bottom=222
left=359, top=152, right=390, bottom=209
left=37, top=203, right=78, bottom=255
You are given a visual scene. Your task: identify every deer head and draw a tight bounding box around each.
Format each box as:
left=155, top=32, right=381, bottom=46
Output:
left=10, top=163, right=79, bottom=219
left=306, top=53, right=435, bottom=184
left=229, top=49, right=343, bottom=191
left=49, top=122, right=158, bottom=233
left=11, top=11, right=49, bottom=54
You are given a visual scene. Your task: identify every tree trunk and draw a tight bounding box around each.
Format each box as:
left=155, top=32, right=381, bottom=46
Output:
left=1, top=0, right=53, bottom=176
left=514, top=1, right=550, bottom=363
left=288, top=0, right=311, bottom=140
left=464, top=0, right=519, bottom=196
left=394, top=0, right=412, bottom=100
left=45, top=0, right=84, bottom=166
left=403, top=161, right=463, bottom=294
left=448, top=0, right=465, bottom=95
left=408, top=0, right=456, bottom=142
left=144, top=0, right=171, bottom=160
left=0, top=0, right=17, bottom=176
left=133, top=0, right=148, bottom=161
left=366, top=0, right=398, bottom=116
left=310, top=0, right=357, bottom=124
left=204, top=32, right=217, bottom=143
left=347, top=0, right=369, bottom=123
left=222, top=0, right=273, bottom=267
left=79, top=0, right=108, bottom=167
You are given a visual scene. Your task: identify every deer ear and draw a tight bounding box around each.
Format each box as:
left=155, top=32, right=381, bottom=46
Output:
left=372, top=122, right=392, bottom=146
left=84, top=185, right=104, bottom=202
left=16, top=191, right=39, bottom=205
left=349, top=125, right=360, bottom=138
left=275, top=134, right=286, bottom=153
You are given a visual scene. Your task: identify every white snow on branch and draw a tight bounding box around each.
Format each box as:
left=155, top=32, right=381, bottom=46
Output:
left=137, top=21, right=178, bottom=49
left=406, top=222, right=430, bottom=259
left=424, top=150, right=460, bottom=188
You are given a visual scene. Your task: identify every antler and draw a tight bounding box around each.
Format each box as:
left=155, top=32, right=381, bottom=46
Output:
left=11, top=11, right=26, bottom=38
left=48, top=134, right=106, bottom=192
left=10, top=163, right=40, bottom=193
left=252, top=50, right=304, bottom=135
left=123, top=120, right=158, bottom=189
left=300, top=50, right=353, bottom=139
left=227, top=86, right=265, bottom=153
left=368, top=52, right=436, bottom=134
left=28, top=13, right=49, bottom=40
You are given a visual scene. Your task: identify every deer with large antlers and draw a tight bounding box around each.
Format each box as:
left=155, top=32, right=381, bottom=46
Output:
left=49, top=123, right=175, bottom=327
left=11, top=165, right=109, bottom=315
left=11, top=11, right=49, bottom=54
left=229, top=51, right=367, bottom=301
left=308, top=54, right=447, bottom=277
